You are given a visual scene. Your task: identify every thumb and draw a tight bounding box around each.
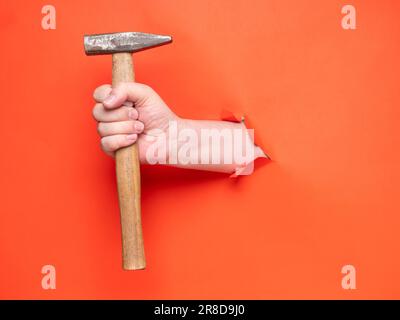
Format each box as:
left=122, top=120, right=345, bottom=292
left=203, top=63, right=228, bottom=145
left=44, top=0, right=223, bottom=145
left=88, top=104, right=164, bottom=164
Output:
left=103, top=82, right=154, bottom=110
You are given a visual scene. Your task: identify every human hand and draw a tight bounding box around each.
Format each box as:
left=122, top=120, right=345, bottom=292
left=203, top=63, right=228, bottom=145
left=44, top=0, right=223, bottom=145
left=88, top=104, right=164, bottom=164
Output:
left=92, top=82, right=266, bottom=174
left=92, top=82, right=178, bottom=159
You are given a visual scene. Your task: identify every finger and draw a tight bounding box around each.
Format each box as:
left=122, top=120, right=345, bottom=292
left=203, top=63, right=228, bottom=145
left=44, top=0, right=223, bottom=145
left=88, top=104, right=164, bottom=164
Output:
left=103, top=82, right=158, bottom=110
left=93, top=84, right=112, bottom=102
left=92, top=103, right=138, bottom=122
left=97, top=121, right=144, bottom=137
left=100, top=134, right=138, bottom=155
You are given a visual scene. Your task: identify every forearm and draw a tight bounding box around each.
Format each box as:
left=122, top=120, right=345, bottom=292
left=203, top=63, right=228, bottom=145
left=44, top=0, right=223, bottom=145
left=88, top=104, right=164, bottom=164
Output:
left=174, top=119, right=247, bottom=173
left=142, top=117, right=265, bottom=174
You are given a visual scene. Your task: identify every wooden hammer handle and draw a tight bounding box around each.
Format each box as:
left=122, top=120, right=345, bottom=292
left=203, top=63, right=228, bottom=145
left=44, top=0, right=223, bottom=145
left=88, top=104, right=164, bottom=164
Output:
left=112, top=53, right=145, bottom=270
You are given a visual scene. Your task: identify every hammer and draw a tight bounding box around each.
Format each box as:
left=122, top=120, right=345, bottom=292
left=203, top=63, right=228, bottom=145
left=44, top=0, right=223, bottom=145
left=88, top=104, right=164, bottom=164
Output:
left=84, top=32, right=172, bottom=270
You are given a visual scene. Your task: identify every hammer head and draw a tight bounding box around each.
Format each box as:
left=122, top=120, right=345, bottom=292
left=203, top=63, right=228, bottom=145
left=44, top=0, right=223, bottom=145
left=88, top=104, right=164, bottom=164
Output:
left=84, top=32, right=172, bottom=56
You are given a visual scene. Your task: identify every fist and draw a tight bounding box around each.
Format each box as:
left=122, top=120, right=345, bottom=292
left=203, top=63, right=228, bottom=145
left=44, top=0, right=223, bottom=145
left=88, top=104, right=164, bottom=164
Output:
left=92, top=82, right=178, bottom=158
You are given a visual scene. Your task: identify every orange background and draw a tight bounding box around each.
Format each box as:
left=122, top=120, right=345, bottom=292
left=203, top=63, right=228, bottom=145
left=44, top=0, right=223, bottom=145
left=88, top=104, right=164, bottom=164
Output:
left=0, top=0, right=399, bottom=299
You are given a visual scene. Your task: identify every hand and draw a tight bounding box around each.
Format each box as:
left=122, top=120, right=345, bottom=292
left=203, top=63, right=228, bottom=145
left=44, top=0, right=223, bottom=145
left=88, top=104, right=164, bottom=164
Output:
left=92, top=82, right=178, bottom=159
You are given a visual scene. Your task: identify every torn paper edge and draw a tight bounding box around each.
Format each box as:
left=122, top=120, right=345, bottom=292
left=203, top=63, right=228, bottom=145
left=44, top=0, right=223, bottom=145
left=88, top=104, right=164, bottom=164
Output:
left=220, top=109, right=270, bottom=178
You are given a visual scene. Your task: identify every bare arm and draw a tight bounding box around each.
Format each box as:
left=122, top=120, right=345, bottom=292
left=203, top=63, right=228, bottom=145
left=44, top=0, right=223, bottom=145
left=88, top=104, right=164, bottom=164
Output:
left=92, top=82, right=265, bottom=175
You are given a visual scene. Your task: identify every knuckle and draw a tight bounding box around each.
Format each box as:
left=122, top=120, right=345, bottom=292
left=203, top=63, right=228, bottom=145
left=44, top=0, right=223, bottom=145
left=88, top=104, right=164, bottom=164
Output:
left=92, top=104, right=101, bottom=119
left=93, top=84, right=112, bottom=101
left=92, top=89, right=99, bottom=100
left=93, top=87, right=103, bottom=99
left=101, top=137, right=115, bottom=151
left=100, top=138, right=107, bottom=151
left=97, top=123, right=104, bottom=136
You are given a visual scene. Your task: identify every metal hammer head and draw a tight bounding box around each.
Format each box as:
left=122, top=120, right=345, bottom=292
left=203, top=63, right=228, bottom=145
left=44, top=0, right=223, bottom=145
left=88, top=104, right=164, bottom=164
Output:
left=84, top=32, right=172, bottom=56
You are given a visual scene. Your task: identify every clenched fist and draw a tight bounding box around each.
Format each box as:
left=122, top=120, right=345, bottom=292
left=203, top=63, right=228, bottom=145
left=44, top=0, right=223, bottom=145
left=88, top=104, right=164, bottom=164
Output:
left=92, top=82, right=178, bottom=159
